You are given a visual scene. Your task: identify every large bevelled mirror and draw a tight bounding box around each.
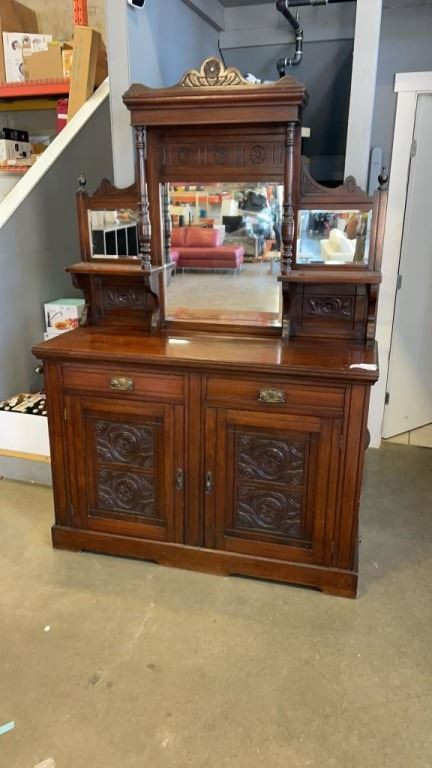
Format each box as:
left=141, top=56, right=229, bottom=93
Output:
left=297, top=208, right=373, bottom=265
left=160, top=181, right=283, bottom=327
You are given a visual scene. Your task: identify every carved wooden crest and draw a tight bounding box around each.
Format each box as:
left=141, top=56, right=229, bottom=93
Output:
left=300, top=160, right=370, bottom=201
left=178, top=58, right=251, bottom=88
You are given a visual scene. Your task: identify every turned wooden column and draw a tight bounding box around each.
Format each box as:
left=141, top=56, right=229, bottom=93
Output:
left=281, top=122, right=296, bottom=275
left=162, top=182, right=172, bottom=264
left=135, top=126, right=152, bottom=272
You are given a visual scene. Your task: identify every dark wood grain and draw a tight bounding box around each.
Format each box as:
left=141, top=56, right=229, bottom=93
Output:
left=31, top=57, right=386, bottom=598
left=33, top=329, right=379, bottom=383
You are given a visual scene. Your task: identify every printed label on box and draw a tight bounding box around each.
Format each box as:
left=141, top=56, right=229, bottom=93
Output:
left=2, top=33, right=52, bottom=83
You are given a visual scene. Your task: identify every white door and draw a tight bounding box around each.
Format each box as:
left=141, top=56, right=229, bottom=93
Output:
left=383, top=94, right=432, bottom=438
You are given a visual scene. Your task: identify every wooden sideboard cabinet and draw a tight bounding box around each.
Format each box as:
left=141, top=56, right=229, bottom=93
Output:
left=34, top=330, right=377, bottom=598
left=33, top=59, right=387, bottom=597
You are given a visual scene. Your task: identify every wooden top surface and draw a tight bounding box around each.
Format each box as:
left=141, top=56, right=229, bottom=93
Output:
left=279, top=270, right=382, bottom=285
left=33, top=328, right=379, bottom=383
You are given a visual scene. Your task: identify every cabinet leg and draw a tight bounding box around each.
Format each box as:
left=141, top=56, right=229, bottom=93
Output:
left=321, top=575, right=358, bottom=599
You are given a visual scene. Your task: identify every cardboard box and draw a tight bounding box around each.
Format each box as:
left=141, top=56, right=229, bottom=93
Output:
left=0, top=138, right=32, bottom=162
left=44, top=298, right=85, bottom=333
left=2, top=31, right=51, bottom=82
left=23, top=41, right=63, bottom=81
left=0, top=0, right=38, bottom=84
left=62, top=45, right=73, bottom=79
left=67, top=26, right=101, bottom=120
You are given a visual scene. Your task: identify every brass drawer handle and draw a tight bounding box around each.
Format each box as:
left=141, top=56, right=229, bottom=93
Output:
left=110, top=377, right=134, bottom=392
left=258, top=388, right=285, bottom=404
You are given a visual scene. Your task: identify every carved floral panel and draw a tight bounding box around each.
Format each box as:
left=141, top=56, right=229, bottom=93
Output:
left=237, top=434, right=304, bottom=486
left=233, top=431, right=306, bottom=540
left=159, top=142, right=284, bottom=170
left=235, top=486, right=302, bottom=538
left=103, top=286, right=149, bottom=310
left=95, top=421, right=154, bottom=468
left=97, top=469, right=156, bottom=518
left=305, top=297, right=353, bottom=318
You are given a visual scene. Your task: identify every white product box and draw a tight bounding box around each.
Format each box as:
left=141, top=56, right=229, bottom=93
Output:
left=0, top=411, right=50, bottom=459
left=2, top=32, right=52, bottom=83
left=44, top=298, right=85, bottom=334
left=0, top=139, right=32, bottom=163
left=43, top=329, right=74, bottom=340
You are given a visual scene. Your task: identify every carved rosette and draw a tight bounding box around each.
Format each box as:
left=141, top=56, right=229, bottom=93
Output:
left=95, top=421, right=154, bottom=467
left=178, top=58, right=251, bottom=88
left=236, top=487, right=302, bottom=538
left=250, top=145, right=266, bottom=164
left=237, top=435, right=304, bottom=485
left=98, top=470, right=156, bottom=518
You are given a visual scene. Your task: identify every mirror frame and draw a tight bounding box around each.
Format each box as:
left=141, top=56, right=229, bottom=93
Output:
left=76, top=177, right=141, bottom=264
left=160, top=179, right=285, bottom=329
left=295, top=160, right=379, bottom=271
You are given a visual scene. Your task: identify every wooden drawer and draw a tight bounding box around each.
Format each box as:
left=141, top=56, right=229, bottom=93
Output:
left=62, top=364, right=185, bottom=402
left=205, top=375, right=345, bottom=415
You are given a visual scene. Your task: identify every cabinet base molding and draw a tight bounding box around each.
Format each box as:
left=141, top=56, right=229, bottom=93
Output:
left=52, top=525, right=358, bottom=599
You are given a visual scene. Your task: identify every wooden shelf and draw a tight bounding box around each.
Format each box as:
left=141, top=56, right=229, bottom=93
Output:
left=66, top=262, right=167, bottom=276
left=0, top=165, right=30, bottom=175
left=279, top=269, right=382, bottom=285
left=0, top=98, right=59, bottom=112
left=0, top=79, right=69, bottom=99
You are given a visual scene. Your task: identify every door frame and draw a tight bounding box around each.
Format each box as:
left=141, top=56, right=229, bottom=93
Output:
left=368, top=71, right=432, bottom=448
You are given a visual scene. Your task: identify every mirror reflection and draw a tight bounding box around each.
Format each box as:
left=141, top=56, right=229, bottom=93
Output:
left=89, top=209, right=139, bottom=259
left=162, top=182, right=283, bottom=325
left=297, top=209, right=372, bottom=265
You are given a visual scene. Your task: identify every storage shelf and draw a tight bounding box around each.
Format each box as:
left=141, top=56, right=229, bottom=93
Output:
left=0, top=98, right=59, bottom=112
left=0, top=165, right=30, bottom=175
left=0, top=79, right=69, bottom=99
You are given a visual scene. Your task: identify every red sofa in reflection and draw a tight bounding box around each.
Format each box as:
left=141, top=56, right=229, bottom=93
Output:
left=170, top=226, right=244, bottom=272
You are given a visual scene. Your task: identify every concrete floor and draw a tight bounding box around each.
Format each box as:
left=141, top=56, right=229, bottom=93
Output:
left=0, top=443, right=431, bottom=768
left=166, top=262, right=281, bottom=314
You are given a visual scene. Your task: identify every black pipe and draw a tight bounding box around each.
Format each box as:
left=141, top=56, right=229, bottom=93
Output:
left=276, top=0, right=355, bottom=76
left=276, top=0, right=302, bottom=31
left=282, top=0, right=354, bottom=5
left=276, top=0, right=304, bottom=74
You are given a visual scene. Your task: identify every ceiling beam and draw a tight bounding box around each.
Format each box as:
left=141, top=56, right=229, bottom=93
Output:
left=180, top=0, right=225, bottom=31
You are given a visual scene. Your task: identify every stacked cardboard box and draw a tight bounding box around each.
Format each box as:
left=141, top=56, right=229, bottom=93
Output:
left=0, top=1, right=107, bottom=99
left=0, top=0, right=38, bottom=83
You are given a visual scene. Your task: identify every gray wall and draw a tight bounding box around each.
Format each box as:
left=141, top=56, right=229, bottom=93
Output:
left=223, top=2, right=432, bottom=180
left=128, top=0, right=220, bottom=86
left=224, top=41, right=353, bottom=182
left=0, top=98, right=113, bottom=400
left=371, top=6, right=432, bottom=169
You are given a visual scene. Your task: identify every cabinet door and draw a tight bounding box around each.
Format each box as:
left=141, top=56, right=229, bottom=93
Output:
left=66, top=395, right=184, bottom=542
left=205, top=408, right=341, bottom=564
